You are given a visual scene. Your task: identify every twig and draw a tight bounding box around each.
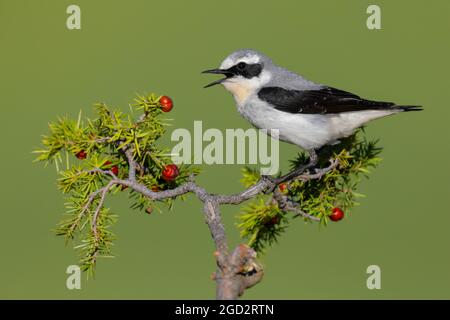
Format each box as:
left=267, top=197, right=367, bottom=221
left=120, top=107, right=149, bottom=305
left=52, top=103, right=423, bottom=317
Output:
left=204, top=200, right=228, bottom=267
left=273, top=149, right=319, bottom=185
left=68, top=186, right=108, bottom=234
left=296, top=158, right=339, bottom=181
left=124, top=148, right=137, bottom=181
left=79, top=168, right=118, bottom=179
left=91, top=137, right=112, bottom=144
left=272, top=187, right=320, bottom=221
left=91, top=181, right=115, bottom=242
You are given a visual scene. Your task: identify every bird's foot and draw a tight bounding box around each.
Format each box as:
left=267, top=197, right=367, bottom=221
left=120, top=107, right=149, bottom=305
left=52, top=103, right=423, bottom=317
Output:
left=272, top=149, right=319, bottom=187
left=260, top=174, right=279, bottom=194
left=261, top=175, right=276, bottom=194
left=262, top=149, right=320, bottom=194
left=261, top=174, right=276, bottom=183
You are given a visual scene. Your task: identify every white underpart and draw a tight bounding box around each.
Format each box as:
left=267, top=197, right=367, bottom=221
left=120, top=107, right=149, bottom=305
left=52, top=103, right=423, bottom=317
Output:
left=237, top=96, right=399, bottom=150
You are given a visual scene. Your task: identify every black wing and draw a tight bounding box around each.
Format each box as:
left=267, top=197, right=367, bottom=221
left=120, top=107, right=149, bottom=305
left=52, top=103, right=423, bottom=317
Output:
left=257, top=86, right=400, bottom=114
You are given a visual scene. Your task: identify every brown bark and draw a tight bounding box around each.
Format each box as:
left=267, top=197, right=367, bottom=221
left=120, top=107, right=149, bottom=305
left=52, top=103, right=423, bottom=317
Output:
left=203, top=201, right=263, bottom=299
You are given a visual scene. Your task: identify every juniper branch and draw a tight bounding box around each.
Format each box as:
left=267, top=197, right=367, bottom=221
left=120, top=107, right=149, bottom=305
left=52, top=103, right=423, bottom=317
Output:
left=269, top=149, right=319, bottom=188
left=91, top=181, right=115, bottom=244
left=123, top=147, right=137, bottom=181
left=272, top=187, right=320, bottom=221
left=296, top=158, right=339, bottom=181
left=68, top=186, right=108, bottom=235
left=70, top=147, right=327, bottom=299
left=81, top=168, right=117, bottom=179
left=37, top=94, right=380, bottom=300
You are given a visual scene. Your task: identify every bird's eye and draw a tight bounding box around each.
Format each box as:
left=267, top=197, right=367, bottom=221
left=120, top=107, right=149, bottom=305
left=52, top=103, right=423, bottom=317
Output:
left=237, top=62, right=246, bottom=70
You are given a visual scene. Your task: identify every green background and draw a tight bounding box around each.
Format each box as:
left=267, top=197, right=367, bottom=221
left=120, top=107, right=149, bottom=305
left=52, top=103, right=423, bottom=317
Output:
left=1, top=0, right=449, bottom=299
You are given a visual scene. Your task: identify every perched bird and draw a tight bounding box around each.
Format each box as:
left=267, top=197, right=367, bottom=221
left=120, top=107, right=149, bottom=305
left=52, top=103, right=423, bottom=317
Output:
left=202, top=49, right=421, bottom=160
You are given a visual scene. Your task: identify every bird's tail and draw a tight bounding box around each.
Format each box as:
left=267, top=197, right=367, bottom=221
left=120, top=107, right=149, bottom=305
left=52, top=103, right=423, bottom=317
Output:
left=396, top=105, right=423, bottom=112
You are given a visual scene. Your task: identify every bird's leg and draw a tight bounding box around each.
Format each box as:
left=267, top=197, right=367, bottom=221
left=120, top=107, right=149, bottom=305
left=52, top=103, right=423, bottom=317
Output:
left=276, top=149, right=318, bottom=184
left=308, top=148, right=318, bottom=165
left=264, top=149, right=319, bottom=194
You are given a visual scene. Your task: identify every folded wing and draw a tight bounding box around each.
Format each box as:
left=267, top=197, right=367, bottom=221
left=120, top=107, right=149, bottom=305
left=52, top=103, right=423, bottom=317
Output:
left=258, top=86, right=421, bottom=114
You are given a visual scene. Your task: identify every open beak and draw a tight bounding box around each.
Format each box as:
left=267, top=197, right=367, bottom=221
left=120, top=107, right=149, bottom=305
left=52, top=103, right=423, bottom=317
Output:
left=202, top=68, right=234, bottom=88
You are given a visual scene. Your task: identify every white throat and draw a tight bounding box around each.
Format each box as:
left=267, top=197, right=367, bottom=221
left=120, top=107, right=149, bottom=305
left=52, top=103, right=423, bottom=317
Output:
left=222, top=70, right=271, bottom=105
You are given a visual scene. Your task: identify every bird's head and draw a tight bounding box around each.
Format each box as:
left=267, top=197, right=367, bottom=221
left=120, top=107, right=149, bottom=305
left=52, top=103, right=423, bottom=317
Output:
left=202, top=49, right=273, bottom=104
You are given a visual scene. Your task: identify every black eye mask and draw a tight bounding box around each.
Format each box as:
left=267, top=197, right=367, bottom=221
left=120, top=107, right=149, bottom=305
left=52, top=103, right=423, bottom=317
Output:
left=202, top=62, right=263, bottom=88
left=227, top=62, right=263, bottom=79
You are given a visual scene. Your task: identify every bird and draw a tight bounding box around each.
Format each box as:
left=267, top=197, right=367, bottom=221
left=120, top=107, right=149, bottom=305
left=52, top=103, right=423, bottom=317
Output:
left=202, top=49, right=421, bottom=164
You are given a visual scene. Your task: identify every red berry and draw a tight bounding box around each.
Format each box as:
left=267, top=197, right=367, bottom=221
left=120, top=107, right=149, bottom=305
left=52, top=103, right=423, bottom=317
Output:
left=162, top=164, right=179, bottom=182
left=278, top=183, right=287, bottom=192
left=103, top=161, right=118, bottom=175
left=76, top=150, right=87, bottom=160
left=159, top=95, right=173, bottom=112
left=270, top=216, right=281, bottom=225
left=111, top=166, right=119, bottom=176
left=330, top=207, right=344, bottom=222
